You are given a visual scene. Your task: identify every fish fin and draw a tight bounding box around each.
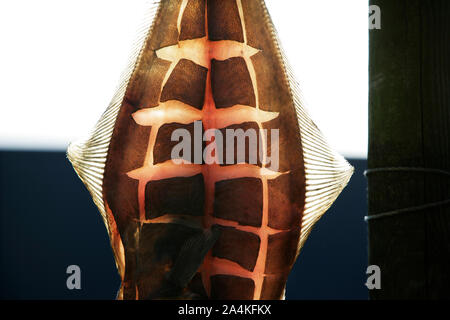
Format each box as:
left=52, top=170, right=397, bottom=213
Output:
left=168, top=227, right=221, bottom=289
left=260, top=1, right=354, bottom=252
left=146, top=227, right=221, bottom=300
left=66, top=1, right=162, bottom=235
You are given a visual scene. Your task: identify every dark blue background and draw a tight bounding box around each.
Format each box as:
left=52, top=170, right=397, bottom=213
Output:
left=0, top=151, right=368, bottom=299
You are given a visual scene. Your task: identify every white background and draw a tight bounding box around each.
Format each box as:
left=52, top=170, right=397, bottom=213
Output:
left=0, top=0, right=368, bottom=158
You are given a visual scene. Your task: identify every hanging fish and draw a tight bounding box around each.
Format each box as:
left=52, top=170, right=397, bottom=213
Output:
left=68, top=0, right=353, bottom=300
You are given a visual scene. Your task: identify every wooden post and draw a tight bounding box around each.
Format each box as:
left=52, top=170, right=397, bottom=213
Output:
left=368, top=0, right=450, bottom=299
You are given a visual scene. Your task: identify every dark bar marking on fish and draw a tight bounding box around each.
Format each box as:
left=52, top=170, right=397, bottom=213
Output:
left=261, top=108, right=305, bottom=173
left=260, top=273, right=288, bottom=300
left=145, top=174, right=205, bottom=219
left=218, top=121, right=263, bottom=167
left=154, top=122, right=203, bottom=164
left=211, top=57, right=256, bottom=109
left=106, top=176, right=140, bottom=228
left=126, top=55, right=172, bottom=109
left=207, top=0, right=244, bottom=42
left=250, top=52, right=291, bottom=112
left=148, top=0, right=183, bottom=50
left=265, top=229, right=300, bottom=274
left=107, top=101, right=152, bottom=173
left=239, top=0, right=267, bottom=50
left=180, top=0, right=206, bottom=40
left=212, top=225, right=261, bottom=271
left=210, top=275, right=255, bottom=300
left=268, top=172, right=304, bottom=230
left=161, top=59, right=208, bottom=110
left=104, top=101, right=150, bottom=227
left=214, top=177, right=263, bottom=227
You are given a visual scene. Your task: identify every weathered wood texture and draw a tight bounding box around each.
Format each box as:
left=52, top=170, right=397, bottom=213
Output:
left=368, top=0, right=450, bottom=299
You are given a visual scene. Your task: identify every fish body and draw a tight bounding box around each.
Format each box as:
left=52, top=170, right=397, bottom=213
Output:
left=68, top=0, right=353, bottom=300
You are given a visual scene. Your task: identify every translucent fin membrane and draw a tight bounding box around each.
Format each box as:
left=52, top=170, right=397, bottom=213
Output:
left=67, top=1, right=162, bottom=235
left=259, top=0, right=354, bottom=251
